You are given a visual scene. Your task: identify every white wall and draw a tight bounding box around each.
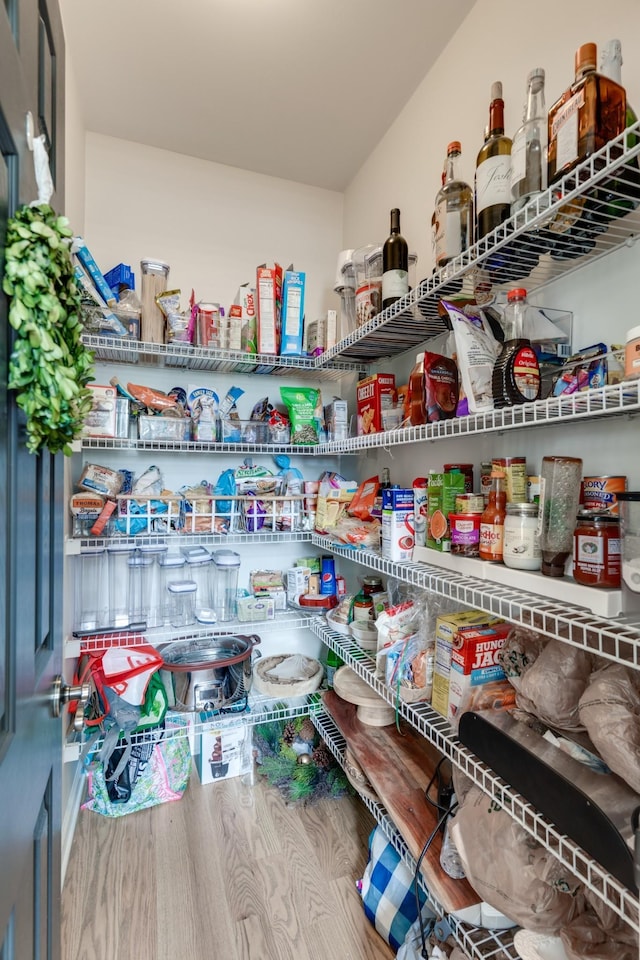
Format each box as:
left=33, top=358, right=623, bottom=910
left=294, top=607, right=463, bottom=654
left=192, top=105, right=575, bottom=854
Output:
left=342, top=0, right=640, bottom=491
left=83, top=134, right=343, bottom=322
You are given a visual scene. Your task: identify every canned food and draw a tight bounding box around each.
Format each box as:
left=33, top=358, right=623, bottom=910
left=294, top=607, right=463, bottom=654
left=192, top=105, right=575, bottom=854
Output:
left=449, top=512, right=482, bottom=557
left=454, top=493, right=485, bottom=514
left=581, top=476, right=627, bottom=515
left=492, top=457, right=527, bottom=503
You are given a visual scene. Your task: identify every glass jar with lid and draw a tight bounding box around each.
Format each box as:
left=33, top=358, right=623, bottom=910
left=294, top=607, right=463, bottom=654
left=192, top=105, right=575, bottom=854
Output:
left=503, top=501, right=541, bottom=570
left=573, top=510, right=621, bottom=587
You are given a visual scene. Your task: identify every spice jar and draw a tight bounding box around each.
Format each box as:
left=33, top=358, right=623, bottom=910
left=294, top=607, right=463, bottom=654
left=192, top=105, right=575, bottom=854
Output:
left=573, top=510, right=621, bottom=587
left=503, top=502, right=541, bottom=570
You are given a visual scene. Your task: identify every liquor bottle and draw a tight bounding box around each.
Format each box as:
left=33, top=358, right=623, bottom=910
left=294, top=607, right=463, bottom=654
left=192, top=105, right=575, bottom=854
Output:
left=325, top=648, right=343, bottom=689
left=510, top=68, right=548, bottom=213
left=597, top=39, right=640, bottom=217
left=475, top=82, right=512, bottom=241
left=479, top=470, right=507, bottom=562
left=380, top=466, right=392, bottom=489
left=548, top=42, right=626, bottom=186
left=382, top=208, right=408, bottom=310
left=492, top=288, right=541, bottom=408
left=432, top=142, right=473, bottom=268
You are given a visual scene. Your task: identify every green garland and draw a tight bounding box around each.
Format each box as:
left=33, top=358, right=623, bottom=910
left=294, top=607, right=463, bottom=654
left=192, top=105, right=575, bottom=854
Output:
left=3, top=204, right=94, bottom=454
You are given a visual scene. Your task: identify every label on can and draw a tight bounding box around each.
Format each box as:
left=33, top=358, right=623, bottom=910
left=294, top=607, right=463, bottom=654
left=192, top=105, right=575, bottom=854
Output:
left=454, top=494, right=485, bottom=514
left=582, top=476, right=627, bottom=515
left=492, top=457, right=527, bottom=503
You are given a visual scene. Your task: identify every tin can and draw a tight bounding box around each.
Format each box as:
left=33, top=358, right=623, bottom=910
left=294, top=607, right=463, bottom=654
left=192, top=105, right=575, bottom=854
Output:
left=444, top=463, right=474, bottom=493
left=581, top=476, right=627, bottom=515
left=197, top=302, right=220, bottom=348
left=454, top=493, right=485, bottom=514
left=480, top=461, right=493, bottom=506
left=492, top=457, right=527, bottom=503
left=450, top=513, right=482, bottom=557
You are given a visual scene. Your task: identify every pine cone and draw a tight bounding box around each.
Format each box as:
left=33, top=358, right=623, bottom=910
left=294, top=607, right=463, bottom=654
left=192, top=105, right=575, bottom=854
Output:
left=298, top=717, right=316, bottom=744
left=282, top=721, right=296, bottom=746
left=312, top=742, right=332, bottom=769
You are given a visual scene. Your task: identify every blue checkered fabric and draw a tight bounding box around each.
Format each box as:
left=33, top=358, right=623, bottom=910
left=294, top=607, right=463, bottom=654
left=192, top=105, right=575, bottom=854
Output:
left=360, top=827, right=426, bottom=952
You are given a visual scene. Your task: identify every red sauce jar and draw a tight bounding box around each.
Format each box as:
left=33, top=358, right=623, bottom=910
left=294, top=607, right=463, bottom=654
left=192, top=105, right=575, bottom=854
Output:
left=573, top=510, right=621, bottom=588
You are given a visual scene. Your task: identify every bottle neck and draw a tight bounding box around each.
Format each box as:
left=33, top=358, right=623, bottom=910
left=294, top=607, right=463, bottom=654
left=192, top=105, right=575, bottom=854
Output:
left=389, top=209, right=400, bottom=235
left=575, top=63, right=596, bottom=83
left=524, top=82, right=545, bottom=123
left=488, top=98, right=505, bottom=137
left=504, top=297, right=527, bottom=340
left=445, top=150, right=461, bottom=184
left=600, top=41, right=623, bottom=85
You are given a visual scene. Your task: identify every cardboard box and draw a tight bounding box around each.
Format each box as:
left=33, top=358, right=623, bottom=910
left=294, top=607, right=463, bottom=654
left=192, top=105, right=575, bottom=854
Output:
left=197, top=723, right=252, bottom=784
left=431, top=610, right=503, bottom=718
left=306, top=317, right=325, bottom=357
left=324, top=399, right=349, bottom=441
left=325, top=308, right=338, bottom=351
left=232, top=284, right=258, bottom=354
left=280, top=269, right=306, bottom=356
left=427, top=472, right=466, bottom=552
left=256, top=263, right=283, bottom=355
left=82, top=384, right=117, bottom=438
left=381, top=487, right=415, bottom=562
left=356, top=373, right=396, bottom=435
left=448, top=622, right=515, bottom=728
left=237, top=595, right=275, bottom=622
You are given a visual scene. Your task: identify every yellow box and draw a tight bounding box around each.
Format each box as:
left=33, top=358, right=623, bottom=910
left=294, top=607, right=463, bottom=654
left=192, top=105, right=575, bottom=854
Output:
left=431, top=610, right=503, bottom=718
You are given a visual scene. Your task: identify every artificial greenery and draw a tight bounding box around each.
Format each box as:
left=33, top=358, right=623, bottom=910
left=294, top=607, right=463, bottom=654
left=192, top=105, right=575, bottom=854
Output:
left=253, top=711, right=350, bottom=804
left=3, top=204, right=95, bottom=454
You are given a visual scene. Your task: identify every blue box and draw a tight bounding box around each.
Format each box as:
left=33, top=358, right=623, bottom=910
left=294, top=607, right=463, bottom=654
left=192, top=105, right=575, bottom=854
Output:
left=104, top=263, right=135, bottom=296
left=280, top=269, right=306, bottom=356
left=73, top=238, right=118, bottom=306
left=382, top=487, right=414, bottom=510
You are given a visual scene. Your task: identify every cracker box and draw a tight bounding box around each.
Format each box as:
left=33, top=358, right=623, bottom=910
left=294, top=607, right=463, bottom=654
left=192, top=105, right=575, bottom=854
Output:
left=431, top=610, right=503, bottom=718
left=447, top=622, right=515, bottom=729
left=197, top=723, right=252, bottom=785
left=256, top=263, right=283, bottom=355
left=82, top=384, right=117, bottom=438
left=280, top=269, right=306, bottom=356
left=356, top=373, right=396, bottom=435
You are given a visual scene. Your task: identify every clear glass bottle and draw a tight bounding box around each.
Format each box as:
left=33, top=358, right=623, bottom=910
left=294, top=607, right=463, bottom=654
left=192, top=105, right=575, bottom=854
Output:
left=432, top=142, right=473, bottom=268
left=492, top=288, right=541, bottom=408
left=511, top=68, right=548, bottom=213
left=597, top=39, right=640, bottom=217
left=548, top=42, right=626, bottom=185
left=475, top=82, right=512, bottom=241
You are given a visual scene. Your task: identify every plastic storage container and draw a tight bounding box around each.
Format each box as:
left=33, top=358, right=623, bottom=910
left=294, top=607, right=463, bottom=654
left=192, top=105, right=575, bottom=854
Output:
left=617, top=492, right=640, bottom=612
left=107, top=543, right=136, bottom=626
left=140, top=258, right=170, bottom=344
left=213, top=549, right=241, bottom=622
left=127, top=554, right=156, bottom=626
left=138, top=544, right=168, bottom=628
left=74, top=549, right=108, bottom=631
left=168, top=580, right=197, bottom=628
left=158, top=554, right=186, bottom=625
left=182, top=547, right=213, bottom=618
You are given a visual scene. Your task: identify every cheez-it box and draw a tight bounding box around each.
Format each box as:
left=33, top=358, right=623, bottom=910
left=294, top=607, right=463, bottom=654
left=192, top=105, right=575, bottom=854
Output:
left=356, top=373, right=396, bottom=435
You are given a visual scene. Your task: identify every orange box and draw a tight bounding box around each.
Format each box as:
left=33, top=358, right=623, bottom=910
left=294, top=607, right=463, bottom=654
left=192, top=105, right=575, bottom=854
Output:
left=356, top=373, right=396, bottom=435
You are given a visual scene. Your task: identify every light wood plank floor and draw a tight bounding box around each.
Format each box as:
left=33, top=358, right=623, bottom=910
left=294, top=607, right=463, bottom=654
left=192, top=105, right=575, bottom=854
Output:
left=62, top=767, right=394, bottom=960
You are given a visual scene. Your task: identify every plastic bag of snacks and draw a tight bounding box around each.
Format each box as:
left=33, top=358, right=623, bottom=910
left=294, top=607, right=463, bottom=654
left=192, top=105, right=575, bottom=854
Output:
left=280, top=386, right=320, bottom=444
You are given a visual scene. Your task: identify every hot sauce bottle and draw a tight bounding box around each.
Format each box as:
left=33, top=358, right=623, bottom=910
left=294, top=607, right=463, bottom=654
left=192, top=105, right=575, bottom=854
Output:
left=479, top=470, right=507, bottom=562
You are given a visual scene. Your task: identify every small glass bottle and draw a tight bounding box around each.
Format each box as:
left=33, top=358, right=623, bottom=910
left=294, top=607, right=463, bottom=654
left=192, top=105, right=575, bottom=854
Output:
left=492, top=288, right=541, bottom=408
left=479, top=470, right=507, bottom=562
left=432, top=141, right=473, bottom=268
left=325, top=648, right=344, bottom=689
left=511, top=68, right=547, bottom=213
left=573, top=510, right=621, bottom=587
left=503, top=502, right=542, bottom=570
left=548, top=42, right=626, bottom=186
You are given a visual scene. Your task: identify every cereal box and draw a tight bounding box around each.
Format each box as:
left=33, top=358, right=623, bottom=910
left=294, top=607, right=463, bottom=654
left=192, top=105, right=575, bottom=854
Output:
left=356, top=373, right=396, bottom=435
left=256, top=263, right=283, bottom=355
left=431, top=610, right=503, bottom=718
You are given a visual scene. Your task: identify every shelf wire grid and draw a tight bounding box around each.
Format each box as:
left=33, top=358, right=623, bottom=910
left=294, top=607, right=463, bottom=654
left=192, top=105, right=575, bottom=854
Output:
left=67, top=530, right=314, bottom=553
left=81, top=334, right=367, bottom=380
left=318, top=121, right=640, bottom=362
left=81, top=436, right=323, bottom=456
left=312, top=708, right=521, bottom=960
left=312, top=623, right=640, bottom=935
left=311, top=536, right=640, bottom=672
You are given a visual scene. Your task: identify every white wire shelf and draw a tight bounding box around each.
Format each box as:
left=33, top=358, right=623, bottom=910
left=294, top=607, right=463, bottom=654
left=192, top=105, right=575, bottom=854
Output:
left=80, top=436, right=324, bottom=456
left=65, top=531, right=314, bottom=554
left=312, top=708, right=521, bottom=960
left=313, top=623, right=640, bottom=936
left=67, top=608, right=317, bottom=656
left=325, top=380, right=640, bottom=452
left=81, top=334, right=367, bottom=380
left=311, top=536, right=640, bottom=671
left=319, top=122, right=640, bottom=362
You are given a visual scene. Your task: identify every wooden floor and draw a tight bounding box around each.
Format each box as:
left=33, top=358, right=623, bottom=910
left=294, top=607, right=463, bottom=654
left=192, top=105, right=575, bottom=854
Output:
left=62, top=766, right=394, bottom=960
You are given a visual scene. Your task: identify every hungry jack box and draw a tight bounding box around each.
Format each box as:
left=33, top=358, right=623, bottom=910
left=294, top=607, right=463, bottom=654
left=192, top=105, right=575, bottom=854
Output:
left=357, top=373, right=396, bottom=435
left=431, top=610, right=503, bottom=719
left=256, top=263, right=283, bottom=355
left=447, top=622, right=515, bottom=729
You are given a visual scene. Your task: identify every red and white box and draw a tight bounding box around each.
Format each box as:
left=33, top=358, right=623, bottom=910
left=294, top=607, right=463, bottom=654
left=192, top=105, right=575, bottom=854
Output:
left=356, top=373, right=396, bottom=435
left=256, top=263, right=283, bottom=355
left=447, top=622, right=515, bottom=729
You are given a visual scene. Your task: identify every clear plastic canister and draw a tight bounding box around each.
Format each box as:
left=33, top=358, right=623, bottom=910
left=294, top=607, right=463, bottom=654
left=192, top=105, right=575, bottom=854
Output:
left=127, top=554, right=156, bottom=626
left=183, top=549, right=213, bottom=617
left=212, top=549, right=241, bottom=622
left=107, top=543, right=137, bottom=626
left=74, top=549, right=107, bottom=631
left=138, top=544, right=168, bottom=628
left=140, top=258, right=170, bottom=344
left=617, top=492, right=640, bottom=612
left=158, top=554, right=186, bottom=625
left=168, top=580, right=197, bottom=628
